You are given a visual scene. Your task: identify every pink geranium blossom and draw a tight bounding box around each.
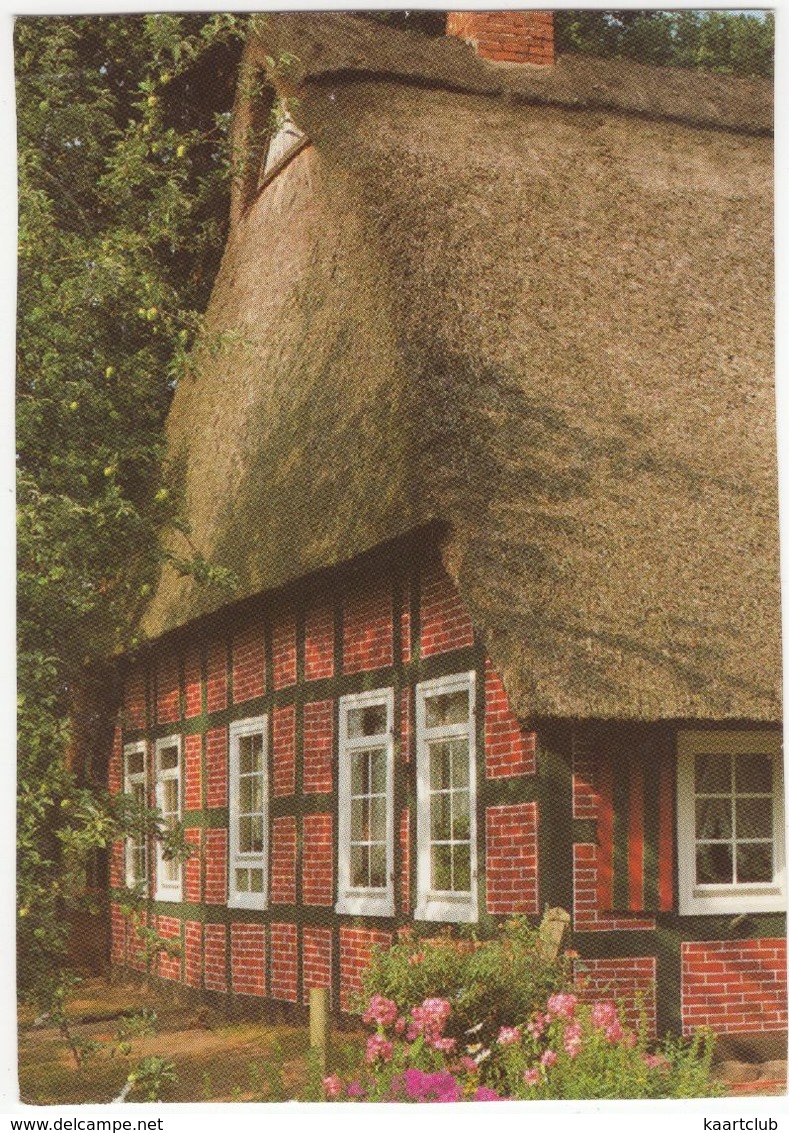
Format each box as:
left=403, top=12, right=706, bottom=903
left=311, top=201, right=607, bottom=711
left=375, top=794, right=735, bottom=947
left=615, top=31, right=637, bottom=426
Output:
left=591, top=1001, right=619, bottom=1029
left=547, top=992, right=578, bottom=1020
left=473, top=1086, right=503, bottom=1101
left=322, top=1074, right=342, bottom=1099
left=365, top=1033, right=394, bottom=1064
left=432, top=1037, right=457, bottom=1054
left=423, top=997, right=452, bottom=1023
left=523, top=1068, right=540, bottom=1086
left=409, top=997, right=452, bottom=1042
left=604, top=1021, right=624, bottom=1045
left=363, top=994, right=398, bottom=1028
left=563, top=1021, right=583, bottom=1059
left=540, top=1049, right=557, bottom=1068
left=497, top=1026, right=522, bottom=1046
left=390, top=1069, right=462, bottom=1103
left=527, top=1012, right=548, bottom=1038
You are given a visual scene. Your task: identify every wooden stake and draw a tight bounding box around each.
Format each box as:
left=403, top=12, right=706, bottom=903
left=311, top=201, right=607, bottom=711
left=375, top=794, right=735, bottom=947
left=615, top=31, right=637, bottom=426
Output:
left=309, top=987, right=329, bottom=1074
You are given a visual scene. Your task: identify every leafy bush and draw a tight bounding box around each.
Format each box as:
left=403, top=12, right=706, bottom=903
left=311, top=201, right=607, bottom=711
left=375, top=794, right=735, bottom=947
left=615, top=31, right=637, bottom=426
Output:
left=325, top=988, right=722, bottom=1102
left=361, top=917, right=571, bottom=1050
left=126, top=1056, right=178, bottom=1102
left=494, top=993, right=721, bottom=1100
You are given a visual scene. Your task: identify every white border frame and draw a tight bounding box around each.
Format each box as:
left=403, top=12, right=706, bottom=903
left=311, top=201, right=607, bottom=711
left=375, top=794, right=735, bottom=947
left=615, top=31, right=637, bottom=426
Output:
left=335, top=687, right=395, bottom=917
left=154, top=734, right=182, bottom=903
left=414, top=671, right=478, bottom=924
left=228, top=715, right=269, bottom=911
left=123, top=740, right=147, bottom=891
left=677, top=729, right=785, bottom=915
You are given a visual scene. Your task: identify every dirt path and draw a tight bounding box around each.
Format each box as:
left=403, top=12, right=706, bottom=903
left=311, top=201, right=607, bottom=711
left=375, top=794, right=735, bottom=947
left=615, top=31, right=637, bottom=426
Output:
left=18, top=978, right=362, bottom=1105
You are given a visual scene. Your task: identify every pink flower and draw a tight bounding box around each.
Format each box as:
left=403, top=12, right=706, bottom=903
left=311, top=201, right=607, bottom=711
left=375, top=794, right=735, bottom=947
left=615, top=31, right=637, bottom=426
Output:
left=322, top=1074, right=342, bottom=1099
left=409, top=997, right=452, bottom=1042
left=604, top=1021, right=624, bottom=1045
left=394, top=1016, right=407, bottom=1035
left=497, top=1026, right=522, bottom=1046
left=540, top=1049, right=557, bottom=1068
left=563, top=1021, right=583, bottom=1059
left=473, top=1086, right=502, bottom=1101
left=527, top=1012, right=547, bottom=1038
left=523, top=1068, right=540, bottom=1086
left=346, top=1080, right=366, bottom=1099
left=432, top=1037, right=457, bottom=1054
left=644, top=1053, right=669, bottom=1071
left=363, top=994, right=398, bottom=1028
left=591, top=1001, right=619, bottom=1030
left=547, top=992, right=578, bottom=1020
left=459, top=1055, right=478, bottom=1073
left=423, top=997, right=452, bottom=1021
left=365, top=1033, right=394, bottom=1064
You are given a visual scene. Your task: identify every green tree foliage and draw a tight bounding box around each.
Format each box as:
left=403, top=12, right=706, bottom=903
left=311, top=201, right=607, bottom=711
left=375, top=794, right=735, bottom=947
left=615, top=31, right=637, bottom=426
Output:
left=16, top=13, right=245, bottom=998
left=359, top=10, right=773, bottom=77
left=555, top=10, right=773, bottom=78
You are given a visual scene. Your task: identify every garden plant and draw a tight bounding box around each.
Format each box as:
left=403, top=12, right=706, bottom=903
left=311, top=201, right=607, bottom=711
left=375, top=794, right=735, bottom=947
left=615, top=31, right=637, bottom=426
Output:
left=332, top=923, right=722, bottom=1101
left=324, top=988, right=721, bottom=1101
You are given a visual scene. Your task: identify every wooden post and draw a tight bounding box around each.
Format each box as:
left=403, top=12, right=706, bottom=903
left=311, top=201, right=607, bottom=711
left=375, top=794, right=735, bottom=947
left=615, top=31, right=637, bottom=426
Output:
left=536, top=906, right=571, bottom=962
left=309, top=987, right=329, bottom=1074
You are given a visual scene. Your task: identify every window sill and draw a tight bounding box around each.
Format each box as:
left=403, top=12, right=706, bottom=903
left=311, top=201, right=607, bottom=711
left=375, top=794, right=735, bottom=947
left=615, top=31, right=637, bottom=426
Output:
left=228, top=894, right=267, bottom=911
left=679, top=887, right=786, bottom=916
left=414, top=895, right=478, bottom=924
left=153, top=889, right=182, bottom=905
left=335, top=893, right=394, bottom=918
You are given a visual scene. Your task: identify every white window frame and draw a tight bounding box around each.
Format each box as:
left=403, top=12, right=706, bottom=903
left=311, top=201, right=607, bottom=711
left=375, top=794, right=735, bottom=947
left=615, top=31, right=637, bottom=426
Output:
left=415, top=671, right=478, bottom=924
left=336, top=688, right=395, bottom=917
left=677, top=730, right=785, bottom=915
left=154, top=734, right=182, bottom=903
left=228, top=715, right=269, bottom=911
left=262, top=102, right=307, bottom=179
left=123, top=740, right=147, bottom=891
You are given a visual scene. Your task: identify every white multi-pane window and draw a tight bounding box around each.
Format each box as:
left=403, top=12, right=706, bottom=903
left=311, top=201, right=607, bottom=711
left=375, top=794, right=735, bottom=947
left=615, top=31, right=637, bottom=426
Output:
left=415, top=672, right=478, bottom=923
left=336, top=689, right=394, bottom=917
left=123, top=741, right=147, bottom=889
left=262, top=102, right=306, bottom=178
left=229, top=716, right=269, bottom=910
left=677, top=731, right=785, bottom=914
left=154, top=735, right=182, bottom=902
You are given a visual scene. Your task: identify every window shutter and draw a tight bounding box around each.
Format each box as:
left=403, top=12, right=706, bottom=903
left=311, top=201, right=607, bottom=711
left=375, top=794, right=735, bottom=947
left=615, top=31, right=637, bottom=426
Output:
left=595, top=729, right=674, bottom=913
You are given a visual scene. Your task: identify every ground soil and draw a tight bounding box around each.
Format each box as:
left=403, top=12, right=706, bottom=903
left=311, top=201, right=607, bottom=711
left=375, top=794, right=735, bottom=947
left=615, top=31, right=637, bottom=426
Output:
left=17, top=979, right=364, bottom=1105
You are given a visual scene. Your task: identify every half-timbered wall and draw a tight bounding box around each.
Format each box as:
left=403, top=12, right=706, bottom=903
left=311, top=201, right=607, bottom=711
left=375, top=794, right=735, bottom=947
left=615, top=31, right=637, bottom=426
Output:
left=109, top=542, right=786, bottom=1042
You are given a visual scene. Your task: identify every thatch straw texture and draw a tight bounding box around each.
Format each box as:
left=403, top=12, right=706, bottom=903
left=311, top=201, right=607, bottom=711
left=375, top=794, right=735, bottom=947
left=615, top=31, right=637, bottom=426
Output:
left=142, top=13, right=778, bottom=722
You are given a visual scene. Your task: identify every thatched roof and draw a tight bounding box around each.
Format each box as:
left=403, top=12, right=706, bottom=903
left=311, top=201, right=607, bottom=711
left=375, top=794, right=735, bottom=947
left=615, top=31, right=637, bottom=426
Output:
left=141, top=13, right=779, bottom=723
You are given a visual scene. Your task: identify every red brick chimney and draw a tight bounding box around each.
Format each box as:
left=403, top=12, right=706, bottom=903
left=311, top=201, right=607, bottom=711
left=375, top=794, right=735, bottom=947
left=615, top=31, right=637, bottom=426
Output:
left=446, top=10, right=555, bottom=66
